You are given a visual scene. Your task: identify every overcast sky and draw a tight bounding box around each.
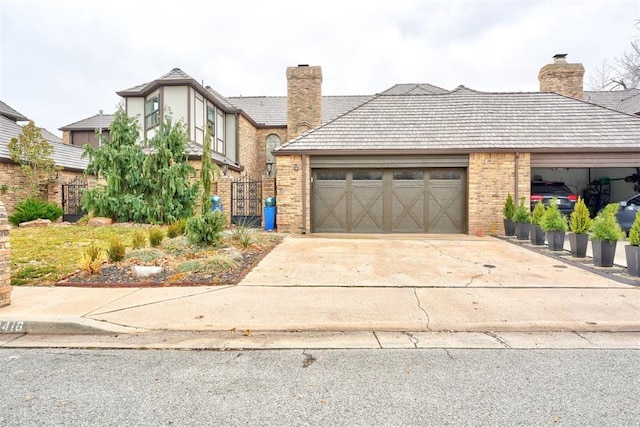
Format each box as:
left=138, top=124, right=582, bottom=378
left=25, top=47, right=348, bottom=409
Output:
left=1, top=0, right=639, bottom=137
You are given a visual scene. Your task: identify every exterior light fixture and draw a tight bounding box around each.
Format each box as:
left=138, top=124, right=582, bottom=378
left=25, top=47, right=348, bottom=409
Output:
left=293, top=163, right=299, bottom=172
left=266, top=160, right=273, bottom=176
left=222, top=159, right=229, bottom=176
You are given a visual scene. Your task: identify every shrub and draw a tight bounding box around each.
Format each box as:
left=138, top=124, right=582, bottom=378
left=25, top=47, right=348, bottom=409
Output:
left=539, top=198, right=568, bottom=232
left=502, top=193, right=516, bottom=219
left=107, top=237, right=126, bottom=262
left=8, top=198, right=63, bottom=226
left=590, top=203, right=624, bottom=243
left=530, top=201, right=546, bottom=226
left=229, top=224, right=258, bottom=249
left=79, top=244, right=105, bottom=275
left=628, top=212, right=640, bottom=246
left=186, top=211, right=227, bottom=246
left=167, top=218, right=187, bottom=238
left=125, top=248, right=164, bottom=263
left=512, top=197, right=530, bottom=223
left=149, top=227, right=165, bottom=247
left=569, top=197, right=592, bottom=234
left=131, top=229, right=147, bottom=249
left=177, top=255, right=238, bottom=273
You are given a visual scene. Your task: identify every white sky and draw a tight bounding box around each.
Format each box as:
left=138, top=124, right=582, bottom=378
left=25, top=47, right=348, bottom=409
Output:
left=1, top=0, right=639, bottom=137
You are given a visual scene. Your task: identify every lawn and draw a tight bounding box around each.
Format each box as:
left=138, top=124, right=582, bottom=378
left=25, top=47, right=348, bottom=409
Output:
left=10, top=224, right=282, bottom=286
left=10, top=225, right=148, bottom=285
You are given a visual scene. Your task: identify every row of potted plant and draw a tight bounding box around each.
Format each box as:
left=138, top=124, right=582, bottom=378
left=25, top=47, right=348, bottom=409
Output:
left=502, top=193, right=640, bottom=276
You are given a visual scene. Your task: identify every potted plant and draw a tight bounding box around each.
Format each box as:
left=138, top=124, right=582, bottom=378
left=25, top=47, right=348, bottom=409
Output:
left=625, top=212, right=640, bottom=277
left=590, top=203, right=625, bottom=267
left=530, top=201, right=546, bottom=245
left=624, top=213, right=640, bottom=277
left=503, top=193, right=516, bottom=236
left=539, top=197, right=568, bottom=251
left=513, top=197, right=531, bottom=240
left=568, top=196, right=592, bottom=258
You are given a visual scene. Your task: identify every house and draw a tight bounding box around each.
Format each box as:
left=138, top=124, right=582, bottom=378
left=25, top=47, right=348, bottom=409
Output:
left=60, top=112, right=113, bottom=149
left=0, top=100, right=90, bottom=216
left=273, top=55, right=640, bottom=235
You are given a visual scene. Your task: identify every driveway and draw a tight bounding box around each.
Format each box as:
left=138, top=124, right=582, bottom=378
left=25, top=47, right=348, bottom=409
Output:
left=239, top=234, right=626, bottom=288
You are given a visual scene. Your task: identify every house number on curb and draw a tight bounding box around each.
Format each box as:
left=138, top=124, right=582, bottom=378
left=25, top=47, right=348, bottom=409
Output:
left=0, top=321, right=24, bottom=333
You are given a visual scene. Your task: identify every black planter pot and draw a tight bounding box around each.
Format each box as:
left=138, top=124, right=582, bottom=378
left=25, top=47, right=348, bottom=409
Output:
left=569, top=233, right=589, bottom=258
left=592, top=239, right=617, bottom=267
left=546, top=230, right=566, bottom=251
left=625, top=245, right=640, bottom=277
left=530, top=225, right=545, bottom=246
left=504, top=219, right=515, bottom=236
left=515, top=222, right=530, bottom=240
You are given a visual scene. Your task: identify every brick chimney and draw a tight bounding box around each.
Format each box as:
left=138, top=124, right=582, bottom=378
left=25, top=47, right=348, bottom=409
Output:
left=287, top=65, right=322, bottom=141
left=538, top=54, right=585, bottom=100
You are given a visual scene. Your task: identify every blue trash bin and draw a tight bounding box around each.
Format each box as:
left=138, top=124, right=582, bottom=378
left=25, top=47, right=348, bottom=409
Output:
left=264, top=206, right=276, bottom=231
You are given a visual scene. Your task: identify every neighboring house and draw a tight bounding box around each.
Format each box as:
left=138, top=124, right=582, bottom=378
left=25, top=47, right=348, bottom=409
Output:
left=0, top=100, right=89, bottom=216
left=273, top=55, right=640, bottom=235
left=59, top=112, right=113, bottom=149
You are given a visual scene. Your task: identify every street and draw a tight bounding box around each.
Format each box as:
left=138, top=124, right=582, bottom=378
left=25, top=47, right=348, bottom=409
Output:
left=1, top=348, right=638, bottom=426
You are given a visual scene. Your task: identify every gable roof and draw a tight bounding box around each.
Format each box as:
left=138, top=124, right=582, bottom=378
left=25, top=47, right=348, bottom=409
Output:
left=60, top=113, right=114, bottom=131
left=0, top=100, right=29, bottom=122
left=227, top=95, right=373, bottom=127
left=584, top=89, right=640, bottom=115
left=0, top=115, right=89, bottom=171
left=277, top=86, right=640, bottom=154
left=379, top=83, right=448, bottom=95
left=117, top=68, right=240, bottom=113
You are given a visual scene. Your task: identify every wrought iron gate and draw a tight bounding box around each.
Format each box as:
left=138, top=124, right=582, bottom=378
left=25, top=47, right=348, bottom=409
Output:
left=231, top=175, right=262, bottom=227
left=61, top=177, right=88, bottom=222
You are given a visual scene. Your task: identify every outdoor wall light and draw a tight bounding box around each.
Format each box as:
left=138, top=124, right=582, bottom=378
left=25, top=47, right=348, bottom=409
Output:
left=266, top=160, right=273, bottom=176
left=222, top=159, right=228, bottom=176
left=293, top=163, right=299, bottom=171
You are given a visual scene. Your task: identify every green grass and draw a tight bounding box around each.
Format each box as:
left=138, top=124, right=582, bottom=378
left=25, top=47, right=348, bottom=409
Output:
left=10, top=225, right=154, bottom=286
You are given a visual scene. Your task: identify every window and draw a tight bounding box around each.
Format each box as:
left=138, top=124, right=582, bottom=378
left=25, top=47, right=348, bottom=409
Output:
left=207, top=106, right=215, bottom=134
left=266, top=134, right=280, bottom=165
left=145, top=95, right=159, bottom=129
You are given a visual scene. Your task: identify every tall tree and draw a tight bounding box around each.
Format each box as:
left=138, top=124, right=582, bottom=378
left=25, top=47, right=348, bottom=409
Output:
left=589, top=21, right=640, bottom=90
left=142, top=113, right=199, bottom=224
left=81, top=105, right=147, bottom=222
left=8, top=121, right=59, bottom=199
left=199, top=126, right=221, bottom=215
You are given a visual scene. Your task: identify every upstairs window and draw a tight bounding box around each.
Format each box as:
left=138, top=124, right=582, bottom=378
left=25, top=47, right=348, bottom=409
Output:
left=207, top=106, right=216, bottom=134
left=145, top=95, right=159, bottom=129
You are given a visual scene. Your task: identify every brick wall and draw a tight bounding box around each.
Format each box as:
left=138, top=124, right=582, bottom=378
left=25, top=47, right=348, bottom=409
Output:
left=468, top=152, right=531, bottom=236
left=0, top=201, right=11, bottom=307
left=273, top=154, right=308, bottom=233
left=238, top=115, right=259, bottom=178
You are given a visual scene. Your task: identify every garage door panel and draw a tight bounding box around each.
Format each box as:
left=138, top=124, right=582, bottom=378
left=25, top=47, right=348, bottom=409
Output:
left=312, top=168, right=465, bottom=234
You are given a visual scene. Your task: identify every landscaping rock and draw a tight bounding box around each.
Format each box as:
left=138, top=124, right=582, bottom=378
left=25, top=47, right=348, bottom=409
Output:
left=88, top=217, right=113, bottom=226
left=132, top=266, right=163, bottom=278
left=19, top=218, right=51, bottom=228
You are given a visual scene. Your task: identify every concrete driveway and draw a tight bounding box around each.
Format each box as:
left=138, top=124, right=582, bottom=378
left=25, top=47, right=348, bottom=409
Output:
left=240, top=234, right=626, bottom=289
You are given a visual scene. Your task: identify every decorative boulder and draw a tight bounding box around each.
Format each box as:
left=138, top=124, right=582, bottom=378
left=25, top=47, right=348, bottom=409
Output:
left=88, top=217, right=113, bottom=226
left=19, top=218, right=51, bottom=228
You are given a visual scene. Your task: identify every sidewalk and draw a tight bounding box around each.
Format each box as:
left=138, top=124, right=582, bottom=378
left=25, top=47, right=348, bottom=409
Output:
left=1, top=235, right=639, bottom=349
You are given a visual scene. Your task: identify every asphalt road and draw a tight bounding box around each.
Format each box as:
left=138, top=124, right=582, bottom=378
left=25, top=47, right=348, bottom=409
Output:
left=1, top=348, right=638, bottom=426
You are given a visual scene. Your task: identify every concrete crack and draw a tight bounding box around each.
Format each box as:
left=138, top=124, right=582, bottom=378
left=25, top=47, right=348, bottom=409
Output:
left=302, top=350, right=316, bottom=368
left=443, top=348, right=455, bottom=360
left=403, top=332, right=419, bottom=348
left=485, top=331, right=511, bottom=348
left=413, top=288, right=432, bottom=331
left=574, top=332, right=599, bottom=347
left=372, top=331, right=382, bottom=349
left=465, top=274, right=483, bottom=287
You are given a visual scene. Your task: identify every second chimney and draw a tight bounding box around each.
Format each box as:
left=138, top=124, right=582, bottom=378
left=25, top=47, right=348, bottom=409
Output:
left=538, top=54, right=585, bottom=100
left=287, top=65, right=322, bottom=141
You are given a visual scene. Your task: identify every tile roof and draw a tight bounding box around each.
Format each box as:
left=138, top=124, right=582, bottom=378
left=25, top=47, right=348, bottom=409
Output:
left=60, top=113, right=115, bottom=131
left=379, top=83, right=448, bottom=95
left=277, top=86, right=640, bottom=154
left=227, top=95, right=373, bottom=127
left=0, top=100, right=29, bottom=121
left=584, top=89, right=640, bottom=115
left=0, top=115, right=88, bottom=171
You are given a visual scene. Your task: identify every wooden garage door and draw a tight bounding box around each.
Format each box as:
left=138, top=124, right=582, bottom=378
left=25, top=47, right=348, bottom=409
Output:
left=312, top=169, right=465, bottom=233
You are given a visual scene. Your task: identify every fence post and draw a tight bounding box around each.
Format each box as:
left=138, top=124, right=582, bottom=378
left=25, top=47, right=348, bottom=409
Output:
left=0, top=201, right=12, bottom=308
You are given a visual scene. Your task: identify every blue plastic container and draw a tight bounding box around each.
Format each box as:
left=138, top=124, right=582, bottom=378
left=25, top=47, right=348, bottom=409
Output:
left=264, top=206, right=276, bottom=231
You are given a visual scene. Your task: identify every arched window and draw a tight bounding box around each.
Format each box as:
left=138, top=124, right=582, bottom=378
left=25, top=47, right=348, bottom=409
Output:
left=266, top=134, right=281, bottom=166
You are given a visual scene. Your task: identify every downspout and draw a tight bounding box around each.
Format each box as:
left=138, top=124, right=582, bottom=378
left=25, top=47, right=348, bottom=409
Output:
left=301, top=154, right=307, bottom=234
left=514, top=152, right=520, bottom=201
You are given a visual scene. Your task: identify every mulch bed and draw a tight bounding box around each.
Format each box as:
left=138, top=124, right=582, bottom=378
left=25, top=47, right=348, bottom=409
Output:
left=55, top=247, right=273, bottom=288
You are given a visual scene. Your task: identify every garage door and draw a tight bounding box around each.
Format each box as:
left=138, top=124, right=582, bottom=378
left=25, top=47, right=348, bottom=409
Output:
left=312, top=168, right=465, bottom=233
